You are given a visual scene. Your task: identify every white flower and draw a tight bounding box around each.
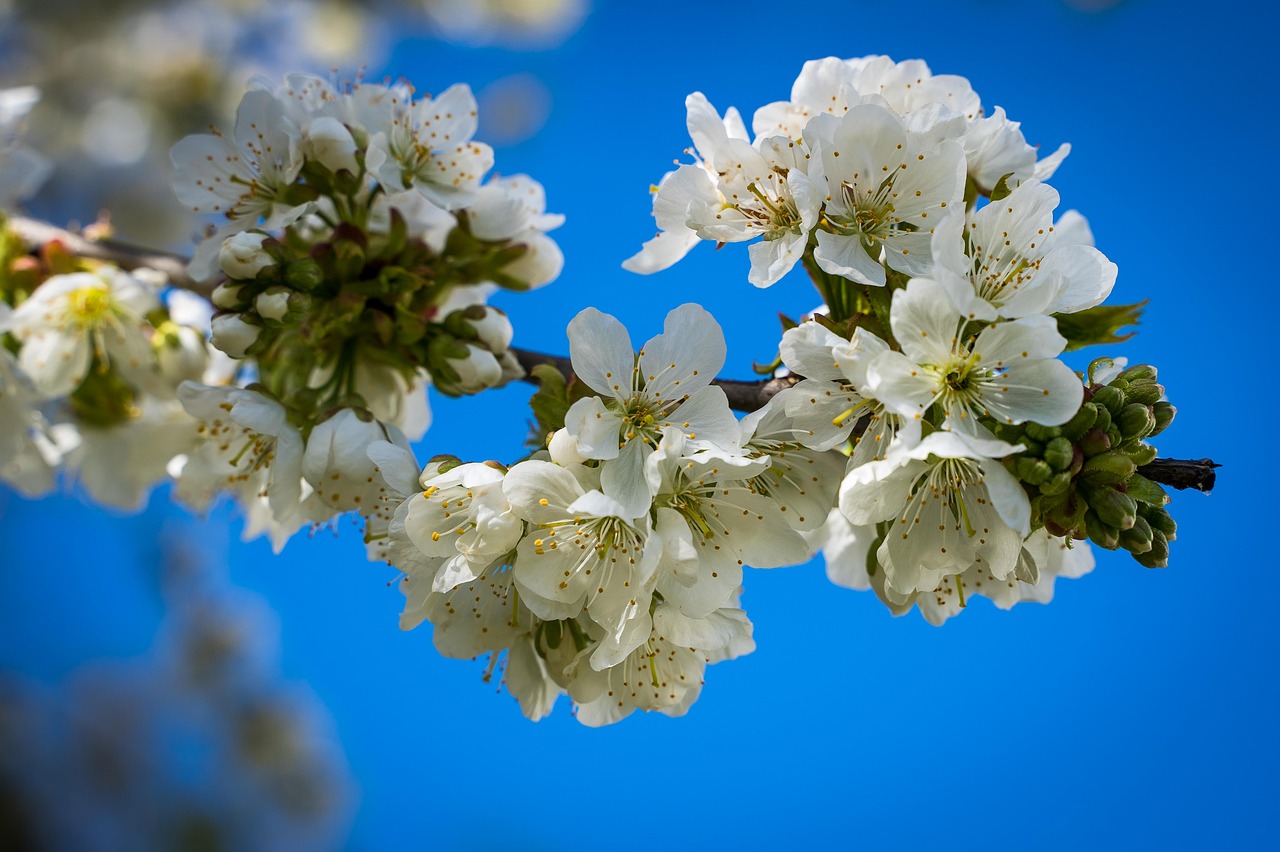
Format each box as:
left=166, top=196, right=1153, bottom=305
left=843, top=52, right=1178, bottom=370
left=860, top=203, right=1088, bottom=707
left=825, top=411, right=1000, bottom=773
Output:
left=504, top=459, right=661, bottom=669
left=170, top=89, right=309, bottom=281
left=839, top=430, right=1030, bottom=597
left=8, top=268, right=159, bottom=398
left=623, top=92, right=748, bottom=276
left=752, top=55, right=981, bottom=143
left=301, top=409, right=412, bottom=513
left=364, top=83, right=493, bottom=209
left=737, top=394, right=847, bottom=533
left=963, top=106, right=1070, bottom=194
left=867, top=277, right=1083, bottom=432
left=418, top=568, right=563, bottom=722
left=396, top=461, right=523, bottom=597
left=625, top=94, right=820, bottom=287
left=175, top=383, right=313, bottom=552
left=647, top=429, right=811, bottom=620
left=60, top=399, right=199, bottom=510
left=570, top=599, right=754, bottom=727
left=803, top=104, right=966, bottom=286
left=560, top=304, right=740, bottom=517
left=930, top=180, right=1117, bottom=321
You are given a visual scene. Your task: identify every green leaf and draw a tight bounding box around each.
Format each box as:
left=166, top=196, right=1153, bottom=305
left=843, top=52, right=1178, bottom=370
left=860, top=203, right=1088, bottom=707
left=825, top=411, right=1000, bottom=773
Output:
left=528, top=363, right=570, bottom=445
left=1054, top=300, right=1147, bottom=351
left=988, top=172, right=1016, bottom=202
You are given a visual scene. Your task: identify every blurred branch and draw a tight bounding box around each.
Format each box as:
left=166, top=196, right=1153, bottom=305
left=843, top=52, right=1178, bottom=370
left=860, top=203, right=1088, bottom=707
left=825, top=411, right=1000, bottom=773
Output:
left=8, top=215, right=202, bottom=293
left=9, top=216, right=1217, bottom=493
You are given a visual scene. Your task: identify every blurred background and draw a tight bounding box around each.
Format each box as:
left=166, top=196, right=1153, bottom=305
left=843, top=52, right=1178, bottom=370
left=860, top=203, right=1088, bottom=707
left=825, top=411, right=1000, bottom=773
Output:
left=2, top=0, right=1275, bottom=848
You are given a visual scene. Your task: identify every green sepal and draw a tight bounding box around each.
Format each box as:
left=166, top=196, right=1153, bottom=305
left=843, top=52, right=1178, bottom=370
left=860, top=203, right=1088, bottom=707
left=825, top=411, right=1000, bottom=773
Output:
left=988, top=172, right=1016, bottom=202
left=528, top=363, right=571, bottom=446
left=1055, top=301, right=1146, bottom=351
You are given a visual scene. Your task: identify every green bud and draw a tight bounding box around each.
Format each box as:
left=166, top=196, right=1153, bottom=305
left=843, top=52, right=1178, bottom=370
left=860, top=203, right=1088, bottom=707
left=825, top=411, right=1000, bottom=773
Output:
left=426, top=454, right=464, bottom=476
left=1124, top=473, right=1169, bottom=507
left=1105, top=426, right=1123, bottom=451
left=1142, top=505, right=1177, bottom=539
left=1091, top=404, right=1112, bottom=434
left=285, top=258, right=325, bottom=291
left=1150, top=401, right=1176, bottom=437
left=1117, top=403, right=1156, bottom=440
left=1117, top=364, right=1158, bottom=384
left=1039, top=470, right=1073, bottom=497
left=1092, top=385, right=1125, bottom=416
left=1118, top=439, right=1158, bottom=467
left=1085, top=510, right=1121, bottom=549
left=1079, top=427, right=1112, bottom=457
left=1134, top=529, right=1169, bottom=568
left=1119, top=515, right=1154, bottom=555
left=1060, top=403, right=1099, bottom=440
left=1124, top=381, right=1164, bottom=406
left=1020, top=439, right=1045, bottom=457
left=1081, top=451, right=1136, bottom=485
left=1024, top=422, right=1062, bottom=442
left=1044, top=437, right=1075, bottom=471
left=1014, top=457, right=1054, bottom=486
left=1086, top=485, right=1138, bottom=530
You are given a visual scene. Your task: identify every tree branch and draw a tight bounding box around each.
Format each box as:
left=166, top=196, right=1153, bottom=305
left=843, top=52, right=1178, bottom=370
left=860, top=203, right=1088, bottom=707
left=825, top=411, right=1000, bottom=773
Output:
left=7, top=215, right=201, bottom=292
left=9, top=216, right=1219, bottom=493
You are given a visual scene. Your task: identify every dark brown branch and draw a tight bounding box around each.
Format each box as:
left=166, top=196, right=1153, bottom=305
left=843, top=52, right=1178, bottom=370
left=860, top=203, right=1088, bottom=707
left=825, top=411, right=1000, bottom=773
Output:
left=10, top=216, right=1220, bottom=494
left=1136, top=458, right=1219, bottom=493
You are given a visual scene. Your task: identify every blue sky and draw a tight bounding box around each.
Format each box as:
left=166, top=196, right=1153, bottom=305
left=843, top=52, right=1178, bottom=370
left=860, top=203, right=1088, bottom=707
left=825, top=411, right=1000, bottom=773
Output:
left=2, top=0, right=1275, bottom=848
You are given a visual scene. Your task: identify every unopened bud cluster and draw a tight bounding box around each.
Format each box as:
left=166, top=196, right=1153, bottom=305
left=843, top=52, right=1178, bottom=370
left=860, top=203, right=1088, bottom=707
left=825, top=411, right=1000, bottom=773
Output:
left=996, top=362, right=1176, bottom=567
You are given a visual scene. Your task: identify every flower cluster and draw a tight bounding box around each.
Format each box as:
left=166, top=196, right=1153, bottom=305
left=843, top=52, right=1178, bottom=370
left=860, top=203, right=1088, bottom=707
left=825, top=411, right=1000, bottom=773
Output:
left=164, top=74, right=561, bottom=546
left=2, top=55, right=1204, bottom=726
left=372, top=305, right=842, bottom=724
left=616, top=55, right=1175, bottom=626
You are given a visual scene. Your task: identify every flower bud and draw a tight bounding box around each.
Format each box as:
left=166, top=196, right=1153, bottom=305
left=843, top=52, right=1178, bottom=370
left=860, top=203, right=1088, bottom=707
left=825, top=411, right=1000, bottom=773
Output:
left=219, top=232, right=275, bottom=279
left=1060, top=403, right=1098, bottom=440
left=1039, top=470, right=1073, bottom=497
left=470, top=307, right=514, bottom=354
left=1044, top=437, right=1074, bottom=472
left=1117, top=364, right=1158, bottom=384
left=445, top=344, right=503, bottom=394
left=254, top=287, right=292, bottom=322
left=1084, top=510, right=1121, bottom=549
left=1124, top=381, right=1164, bottom=406
left=1119, top=515, right=1154, bottom=555
left=1123, top=473, right=1169, bottom=507
left=1117, top=403, right=1156, bottom=440
left=1086, top=485, right=1138, bottom=531
left=1142, top=505, right=1177, bottom=539
left=1081, top=450, right=1135, bottom=485
left=1014, top=457, right=1053, bottom=485
left=1091, top=404, right=1112, bottom=434
left=1024, top=422, right=1061, bottom=442
left=210, top=314, right=260, bottom=358
left=155, top=323, right=209, bottom=384
left=1079, top=427, right=1111, bottom=457
left=1092, top=385, right=1125, bottom=416
left=211, top=282, right=247, bottom=310
left=285, top=258, right=325, bottom=291
left=1150, top=401, right=1176, bottom=436
left=1134, top=529, right=1169, bottom=568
